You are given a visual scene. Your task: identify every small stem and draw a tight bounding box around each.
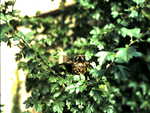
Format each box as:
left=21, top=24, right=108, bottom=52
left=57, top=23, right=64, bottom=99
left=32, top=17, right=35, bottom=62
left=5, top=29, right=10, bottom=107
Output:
left=128, top=39, right=138, bottom=47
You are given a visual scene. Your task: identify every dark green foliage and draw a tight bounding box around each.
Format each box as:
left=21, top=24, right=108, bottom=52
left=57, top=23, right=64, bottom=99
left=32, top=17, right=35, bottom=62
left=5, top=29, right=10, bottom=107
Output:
left=0, top=105, right=4, bottom=113
left=1, top=0, right=150, bottom=113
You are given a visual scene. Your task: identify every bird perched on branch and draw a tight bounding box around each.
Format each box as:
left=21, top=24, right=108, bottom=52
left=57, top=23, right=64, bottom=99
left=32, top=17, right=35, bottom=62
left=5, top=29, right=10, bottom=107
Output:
left=60, top=55, right=90, bottom=75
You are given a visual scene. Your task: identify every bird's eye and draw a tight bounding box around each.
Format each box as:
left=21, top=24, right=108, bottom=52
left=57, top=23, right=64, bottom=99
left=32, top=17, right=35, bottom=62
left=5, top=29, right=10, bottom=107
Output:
left=80, top=56, right=85, bottom=61
left=74, top=56, right=79, bottom=62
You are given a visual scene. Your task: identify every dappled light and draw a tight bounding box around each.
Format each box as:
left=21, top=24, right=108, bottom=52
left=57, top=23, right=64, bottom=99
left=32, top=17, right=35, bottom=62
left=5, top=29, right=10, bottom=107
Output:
left=1, top=0, right=150, bottom=113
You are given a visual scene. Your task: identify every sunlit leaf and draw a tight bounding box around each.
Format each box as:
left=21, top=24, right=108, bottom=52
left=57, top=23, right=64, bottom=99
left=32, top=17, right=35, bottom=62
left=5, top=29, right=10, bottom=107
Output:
left=132, top=0, right=145, bottom=5
left=115, top=47, right=142, bottom=63
left=119, top=27, right=142, bottom=38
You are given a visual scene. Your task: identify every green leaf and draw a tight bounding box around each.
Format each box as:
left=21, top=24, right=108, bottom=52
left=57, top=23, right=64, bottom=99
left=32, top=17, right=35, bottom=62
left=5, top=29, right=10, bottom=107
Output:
left=80, top=74, right=86, bottom=81
left=119, top=27, right=142, bottom=38
left=107, top=52, right=116, bottom=62
left=115, top=48, right=128, bottom=62
left=98, top=84, right=108, bottom=92
left=96, top=51, right=108, bottom=66
left=147, top=37, right=150, bottom=43
left=140, top=83, right=148, bottom=95
left=66, top=100, right=71, bottom=109
left=104, top=105, right=114, bottom=113
left=74, top=38, right=88, bottom=47
left=129, top=10, right=138, bottom=18
left=117, top=19, right=128, bottom=26
left=111, top=3, right=120, bottom=18
left=79, top=0, right=95, bottom=9
left=76, top=84, right=86, bottom=93
left=140, top=101, right=149, bottom=109
left=34, top=103, right=42, bottom=112
left=90, top=27, right=101, bottom=35
left=132, top=0, right=145, bottom=5
left=85, top=51, right=94, bottom=60
left=126, top=101, right=137, bottom=110
left=115, top=65, right=129, bottom=80
left=85, top=104, right=94, bottom=113
left=90, top=68, right=100, bottom=78
left=53, top=92, right=61, bottom=98
left=0, top=13, right=13, bottom=22
left=73, top=75, right=80, bottom=81
left=128, top=82, right=137, bottom=89
left=111, top=11, right=119, bottom=18
left=115, top=47, right=142, bottom=63
left=53, top=102, right=64, bottom=113
left=65, top=84, right=76, bottom=94
left=92, top=12, right=100, bottom=20
left=90, top=37, right=105, bottom=49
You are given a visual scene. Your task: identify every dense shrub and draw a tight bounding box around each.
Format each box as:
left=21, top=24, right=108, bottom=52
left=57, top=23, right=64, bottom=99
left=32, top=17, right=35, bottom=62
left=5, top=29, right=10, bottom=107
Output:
left=1, top=0, right=150, bottom=113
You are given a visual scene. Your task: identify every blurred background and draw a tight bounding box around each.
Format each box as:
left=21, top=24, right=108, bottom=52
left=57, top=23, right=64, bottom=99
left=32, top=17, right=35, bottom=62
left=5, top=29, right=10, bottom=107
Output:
left=0, top=0, right=75, bottom=113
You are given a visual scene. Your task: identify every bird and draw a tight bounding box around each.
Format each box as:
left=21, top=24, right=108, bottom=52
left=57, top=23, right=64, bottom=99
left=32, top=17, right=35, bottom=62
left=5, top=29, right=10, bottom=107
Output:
left=58, top=55, right=90, bottom=75
left=69, top=55, right=90, bottom=75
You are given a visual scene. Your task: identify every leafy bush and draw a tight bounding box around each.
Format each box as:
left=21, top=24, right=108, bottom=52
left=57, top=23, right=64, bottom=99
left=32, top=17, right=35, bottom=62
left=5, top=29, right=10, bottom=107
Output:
left=1, top=0, right=150, bottom=113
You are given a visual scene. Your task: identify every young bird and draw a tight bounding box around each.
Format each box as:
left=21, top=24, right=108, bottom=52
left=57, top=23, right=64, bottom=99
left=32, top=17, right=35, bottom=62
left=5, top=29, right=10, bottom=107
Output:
left=71, top=55, right=90, bottom=75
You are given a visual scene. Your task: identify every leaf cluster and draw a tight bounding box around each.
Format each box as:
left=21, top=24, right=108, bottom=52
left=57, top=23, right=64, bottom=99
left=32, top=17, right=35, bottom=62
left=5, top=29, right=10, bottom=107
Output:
left=1, top=0, right=150, bottom=113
